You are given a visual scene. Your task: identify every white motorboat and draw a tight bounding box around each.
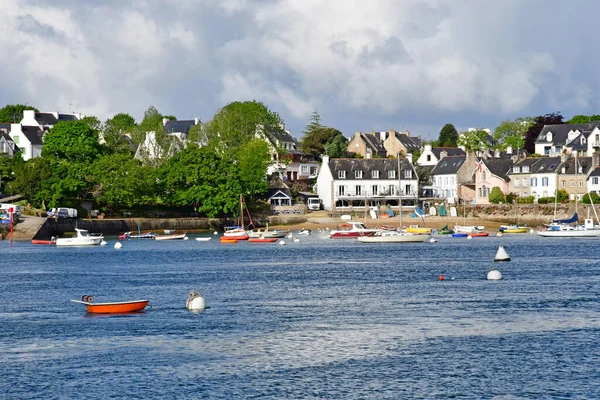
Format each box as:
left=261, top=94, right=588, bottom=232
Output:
left=537, top=223, right=600, bottom=237
left=329, top=221, right=379, bottom=239
left=358, top=230, right=429, bottom=243
left=55, top=228, right=104, bottom=247
left=154, top=233, right=187, bottom=241
left=298, top=228, right=311, bottom=235
left=454, top=225, right=485, bottom=234
left=195, top=237, right=212, bottom=241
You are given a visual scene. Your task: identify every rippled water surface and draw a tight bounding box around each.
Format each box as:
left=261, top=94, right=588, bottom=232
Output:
left=1, top=233, right=599, bottom=399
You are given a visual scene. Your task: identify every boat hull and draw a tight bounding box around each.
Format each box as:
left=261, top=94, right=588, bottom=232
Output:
left=32, top=239, right=54, bottom=245
left=468, top=232, right=489, bottom=237
left=154, top=233, right=187, bottom=241
left=358, top=234, right=428, bottom=243
left=537, top=230, right=600, bottom=237
left=71, top=300, right=149, bottom=313
left=329, top=231, right=377, bottom=239
left=405, top=227, right=432, bottom=235
left=56, top=238, right=103, bottom=246
left=248, top=238, right=278, bottom=243
left=501, top=228, right=529, bottom=234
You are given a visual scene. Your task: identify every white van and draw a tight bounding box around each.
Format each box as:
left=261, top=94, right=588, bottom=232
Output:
left=307, top=198, right=322, bottom=211
left=0, top=204, right=22, bottom=217
left=47, top=207, right=78, bottom=218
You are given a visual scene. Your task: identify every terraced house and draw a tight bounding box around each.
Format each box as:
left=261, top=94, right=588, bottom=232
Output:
left=508, top=157, right=561, bottom=200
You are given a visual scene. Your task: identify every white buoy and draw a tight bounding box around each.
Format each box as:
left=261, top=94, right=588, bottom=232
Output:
left=494, top=245, right=511, bottom=262
left=467, top=235, right=473, bottom=240
left=100, top=240, right=107, bottom=246
left=529, top=228, right=534, bottom=234
left=183, top=236, right=189, bottom=240
left=293, top=237, right=300, bottom=242
left=496, top=232, right=503, bottom=237
left=213, top=231, right=218, bottom=235
left=487, top=270, right=503, bottom=280
left=279, top=240, right=286, bottom=245
left=429, top=237, right=437, bottom=243
left=114, top=242, right=123, bottom=249
left=186, top=290, right=206, bottom=311
left=287, top=233, right=293, bottom=238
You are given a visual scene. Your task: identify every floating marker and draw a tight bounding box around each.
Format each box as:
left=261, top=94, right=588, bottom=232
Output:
left=186, top=290, right=206, bottom=311
left=293, top=238, right=300, bottom=242
left=496, top=232, right=503, bottom=237
left=439, top=274, right=445, bottom=281
left=494, top=245, right=511, bottom=262
left=213, top=231, right=218, bottom=235
left=467, top=235, right=473, bottom=240
left=429, top=237, right=437, bottom=243
left=487, top=270, right=503, bottom=280
left=279, top=240, right=286, bottom=245
left=114, top=242, right=123, bottom=249
left=100, top=240, right=107, bottom=246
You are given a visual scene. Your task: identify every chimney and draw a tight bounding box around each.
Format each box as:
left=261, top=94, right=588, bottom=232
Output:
left=194, top=117, right=201, bottom=125
left=406, top=153, right=413, bottom=164
left=401, top=130, right=410, bottom=136
left=506, top=146, right=513, bottom=154
left=494, top=149, right=500, bottom=158
left=163, top=118, right=169, bottom=126
left=424, top=143, right=432, bottom=153
left=380, top=131, right=387, bottom=142
left=440, top=150, right=448, bottom=160
left=321, top=154, right=329, bottom=165
left=369, top=131, right=376, bottom=137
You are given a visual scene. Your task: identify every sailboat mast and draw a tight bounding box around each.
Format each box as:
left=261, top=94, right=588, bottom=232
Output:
left=398, top=155, right=402, bottom=229
left=240, top=194, right=244, bottom=227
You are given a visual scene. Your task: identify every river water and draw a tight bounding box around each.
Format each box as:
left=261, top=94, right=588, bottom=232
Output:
left=0, top=233, right=599, bottom=399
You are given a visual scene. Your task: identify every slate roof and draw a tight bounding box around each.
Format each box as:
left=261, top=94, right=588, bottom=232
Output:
left=20, top=126, right=45, bottom=145
left=58, top=114, right=78, bottom=122
left=588, top=167, right=600, bottom=178
left=35, top=113, right=58, bottom=126
left=164, top=120, right=196, bottom=134
left=328, top=158, right=416, bottom=180
left=565, top=133, right=588, bottom=151
left=557, top=157, right=593, bottom=175
left=0, top=123, right=11, bottom=132
left=431, top=155, right=466, bottom=175
left=431, top=147, right=466, bottom=159
left=535, top=123, right=600, bottom=145
left=0, top=132, right=19, bottom=155
left=359, top=133, right=386, bottom=156
left=482, top=158, right=514, bottom=181
left=395, top=133, right=420, bottom=151
left=530, top=157, right=561, bottom=174
left=510, top=157, right=542, bottom=174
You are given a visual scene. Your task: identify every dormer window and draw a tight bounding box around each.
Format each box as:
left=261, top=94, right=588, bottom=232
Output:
left=355, top=170, right=363, bottom=179
left=513, top=166, right=520, bottom=173
left=388, top=170, right=396, bottom=179
left=522, top=166, right=530, bottom=173
left=338, top=171, right=346, bottom=179
left=404, top=170, right=412, bottom=179
left=579, top=166, right=583, bottom=174
left=546, top=132, right=553, bottom=141
left=371, top=170, right=379, bottom=179
left=561, top=167, right=566, bottom=174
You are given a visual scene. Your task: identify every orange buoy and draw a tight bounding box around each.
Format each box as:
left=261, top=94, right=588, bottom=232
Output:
left=439, top=274, right=445, bottom=281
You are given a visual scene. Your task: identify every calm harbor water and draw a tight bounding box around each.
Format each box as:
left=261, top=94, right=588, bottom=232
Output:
left=0, top=233, right=599, bottom=399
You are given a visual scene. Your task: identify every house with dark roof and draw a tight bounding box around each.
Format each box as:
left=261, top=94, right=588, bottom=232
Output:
left=0, top=131, right=19, bottom=158
left=135, top=117, right=201, bottom=162
left=474, top=158, right=514, bottom=204
left=347, top=131, right=387, bottom=158
left=316, top=155, right=418, bottom=211
left=534, top=123, right=600, bottom=157
left=507, top=157, right=561, bottom=201
left=557, top=156, right=595, bottom=201
left=7, top=124, right=45, bottom=160
left=587, top=163, right=600, bottom=195
left=416, top=144, right=466, bottom=166
left=381, top=130, right=421, bottom=157
left=20, top=110, right=81, bottom=129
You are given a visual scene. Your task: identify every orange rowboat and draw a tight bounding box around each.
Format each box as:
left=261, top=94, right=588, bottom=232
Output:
left=71, top=299, right=149, bottom=313
left=248, top=237, right=278, bottom=243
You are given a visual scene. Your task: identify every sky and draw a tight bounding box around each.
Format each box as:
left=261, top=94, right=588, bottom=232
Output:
left=1, top=0, right=599, bottom=141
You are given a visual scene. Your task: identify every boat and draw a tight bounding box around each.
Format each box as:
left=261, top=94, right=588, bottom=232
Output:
left=119, top=228, right=155, bottom=240
left=437, top=224, right=454, bottom=234
left=32, top=238, right=56, bottom=245
left=71, top=296, right=149, bottom=313
left=468, top=231, right=489, bottom=237
left=220, top=237, right=239, bottom=243
left=358, top=230, right=429, bottom=243
left=499, top=225, right=529, bottom=234
left=298, top=228, right=311, bottom=235
left=56, top=228, right=104, bottom=247
left=454, top=225, right=486, bottom=233
left=249, top=223, right=289, bottom=238
left=154, top=233, right=187, bottom=241
left=224, top=194, right=255, bottom=238
left=328, top=221, right=379, bottom=239
left=404, top=225, right=432, bottom=235
left=248, top=237, right=278, bottom=243
left=451, top=232, right=468, bottom=238
left=163, top=229, right=175, bottom=234
left=195, top=237, right=212, bottom=241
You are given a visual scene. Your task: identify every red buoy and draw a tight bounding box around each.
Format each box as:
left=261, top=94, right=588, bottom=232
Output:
left=439, top=274, right=445, bottom=281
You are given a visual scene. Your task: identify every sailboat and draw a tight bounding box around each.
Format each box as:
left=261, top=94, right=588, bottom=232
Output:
left=223, top=194, right=253, bottom=239
left=454, top=198, right=485, bottom=233
left=538, top=154, right=600, bottom=237
left=359, top=156, right=428, bottom=243
left=499, top=201, right=529, bottom=233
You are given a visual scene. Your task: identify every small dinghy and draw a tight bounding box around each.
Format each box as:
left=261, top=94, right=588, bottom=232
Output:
left=195, top=237, right=212, bottom=241
left=71, top=295, right=149, bottom=313
left=248, top=237, right=278, bottom=243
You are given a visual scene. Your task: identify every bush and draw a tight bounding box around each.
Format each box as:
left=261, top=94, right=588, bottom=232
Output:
left=556, top=189, right=569, bottom=203
left=537, top=197, right=554, bottom=204
left=582, top=192, right=600, bottom=204
left=515, top=196, right=534, bottom=204
left=505, top=192, right=517, bottom=204
left=488, top=186, right=505, bottom=204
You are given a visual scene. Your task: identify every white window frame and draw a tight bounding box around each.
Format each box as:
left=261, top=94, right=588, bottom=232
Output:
left=371, top=170, right=379, bottom=179
left=514, top=179, right=520, bottom=188
left=338, top=185, right=345, bottom=196
left=355, top=170, right=363, bottom=179
left=338, top=170, right=346, bottom=179
left=388, top=170, right=396, bottom=179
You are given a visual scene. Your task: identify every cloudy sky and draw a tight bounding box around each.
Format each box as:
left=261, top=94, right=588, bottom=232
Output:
left=1, top=0, right=597, bottom=140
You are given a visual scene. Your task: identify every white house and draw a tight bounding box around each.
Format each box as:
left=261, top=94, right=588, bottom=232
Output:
left=416, top=144, right=465, bottom=166
left=587, top=166, right=600, bottom=195
left=429, top=155, right=467, bottom=203
left=8, top=124, right=45, bottom=160
left=135, top=118, right=200, bottom=162
left=316, top=155, right=418, bottom=211
left=534, top=123, right=600, bottom=157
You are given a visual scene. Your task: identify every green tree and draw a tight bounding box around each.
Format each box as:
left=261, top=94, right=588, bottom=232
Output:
left=436, top=123, right=458, bottom=147
left=163, top=115, right=177, bottom=121
left=300, top=126, right=343, bottom=157
left=582, top=192, right=600, bottom=204
left=524, top=112, right=564, bottom=154
left=187, top=123, right=207, bottom=145
left=42, top=121, right=104, bottom=163
left=566, top=114, right=600, bottom=124
left=458, top=129, right=490, bottom=152
left=80, top=115, right=103, bottom=133
left=205, top=101, right=284, bottom=157
left=324, top=134, right=348, bottom=157
left=133, top=105, right=164, bottom=146
left=9, top=157, right=54, bottom=208
left=302, top=110, right=321, bottom=136
left=0, top=104, right=38, bottom=123
left=493, top=117, right=533, bottom=150
left=237, top=139, right=271, bottom=204
left=103, top=113, right=137, bottom=154
left=488, top=186, right=506, bottom=204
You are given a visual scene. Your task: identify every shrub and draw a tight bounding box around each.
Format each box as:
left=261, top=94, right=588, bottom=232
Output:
left=537, top=197, right=554, bottom=204
left=505, top=192, right=517, bottom=204
left=515, top=196, right=534, bottom=204
left=488, top=186, right=505, bottom=204
left=582, top=192, right=600, bottom=204
left=556, top=189, right=569, bottom=203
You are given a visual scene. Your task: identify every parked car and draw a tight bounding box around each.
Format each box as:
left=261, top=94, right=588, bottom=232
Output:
left=47, top=207, right=78, bottom=219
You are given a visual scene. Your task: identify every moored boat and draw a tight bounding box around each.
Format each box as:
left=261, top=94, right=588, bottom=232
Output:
left=358, top=230, right=429, bottom=243
left=454, top=225, right=485, bottom=234
left=329, top=221, right=378, bottom=239
left=499, top=225, right=529, bottom=234
left=56, top=228, right=104, bottom=247
left=71, top=296, right=149, bottom=313
left=154, top=233, right=187, bottom=241
left=32, top=238, right=56, bottom=245
left=248, top=237, right=278, bottom=243
left=468, top=231, right=489, bottom=237
left=404, top=225, right=432, bottom=235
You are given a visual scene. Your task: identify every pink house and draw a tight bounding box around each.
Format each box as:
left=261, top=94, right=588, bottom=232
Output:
left=474, top=158, right=513, bottom=204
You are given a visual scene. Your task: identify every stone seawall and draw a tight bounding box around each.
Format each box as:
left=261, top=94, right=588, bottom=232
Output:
left=452, top=203, right=593, bottom=225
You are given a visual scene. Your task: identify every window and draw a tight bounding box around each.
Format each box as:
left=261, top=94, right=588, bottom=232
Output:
left=388, top=170, right=396, bottom=179
left=579, top=181, right=583, bottom=187
left=338, top=185, right=345, bottom=196
left=355, top=170, right=363, bottom=179
left=561, top=167, right=566, bottom=174
left=301, top=166, right=309, bottom=174
left=371, top=170, right=379, bottom=179
left=515, top=179, right=520, bottom=188
left=338, top=171, right=346, bottom=179
left=12, top=136, right=19, bottom=144
left=578, top=166, right=583, bottom=174
left=523, top=166, right=530, bottom=173
left=531, top=177, right=537, bottom=187
left=542, top=177, right=549, bottom=187
left=0, top=141, right=6, bottom=153
left=404, top=170, right=412, bottom=179
left=355, top=185, right=362, bottom=196
left=561, top=180, right=565, bottom=187
left=570, top=181, right=574, bottom=187
left=390, top=186, right=396, bottom=196
left=372, top=185, right=378, bottom=195
left=513, top=166, right=520, bottom=173
left=522, top=178, right=528, bottom=188
left=594, top=177, right=599, bottom=185
left=427, top=155, right=431, bottom=162
left=482, top=171, right=486, bottom=180
left=479, top=187, right=483, bottom=197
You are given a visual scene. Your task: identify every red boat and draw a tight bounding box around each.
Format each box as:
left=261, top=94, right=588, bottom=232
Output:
left=71, top=296, right=149, bottom=314
left=220, top=237, right=238, bottom=243
left=248, top=237, right=278, bottom=243
left=468, top=232, right=490, bottom=237
left=329, top=221, right=378, bottom=239
left=32, top=239, right=55, bottom=245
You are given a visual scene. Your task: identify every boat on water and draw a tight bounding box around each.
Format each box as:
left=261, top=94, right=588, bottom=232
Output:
left=248, top=224, right=289, bottom=238
left=224, top=194, right=255, bottom=238
left=248, top=237, right=278, bottom=243
left=358, top=230, right=429, bottom=243
left=454, top=225, right=486, bottom=234
left=154, top=233, right=187, bottom=241
left=329, top=221, right=379, bottom=239
left=404, top=225, right=432, bottom=235
left=119, top=231, right=155, bottom=240
left=437, top=224, right=454, bottom=234
left=298, top=228, right=311, bottom=235
left=220, top=237, right=239, bottom=243
left=71, top=296, right=149, bottom=313
left=499, top=225, right=529, bottom=234
left=195, top=237, right=212, bottom=241
left=56, top=228, right=104, bottom=247
left=537, top=214, right=600, bottom=237
left=32, top=238, right=56, bottom=245
left=468, top=231, right=489, bottom=237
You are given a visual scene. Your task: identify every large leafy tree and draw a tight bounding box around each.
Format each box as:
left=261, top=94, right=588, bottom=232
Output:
left=160, top=146, right=242, bottom=217
left=300, top=126, right=343, bottom=157
left=237, top=139, right=271, bottom=203
left=458, top=129, right=490, bottom=152
left=0, top=104, right=38, bottom=123
left=436, top=123, right=459, bottom=147
left=302, top=110, right=321, bottom=136
left=493, top=117, right=533, bottom=151
left=10, top=157, right=54, bottom=208
left=42, top=121, right=104, bottom=163
left=325, top=134, right=348, bottom=157
left=103, top=113, right=137, bottom=154
left=566, top=114, right=600, bottom=124
left=205, top=101, right=285, bottom=157
left=524, top=112, right=564, bottom=154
